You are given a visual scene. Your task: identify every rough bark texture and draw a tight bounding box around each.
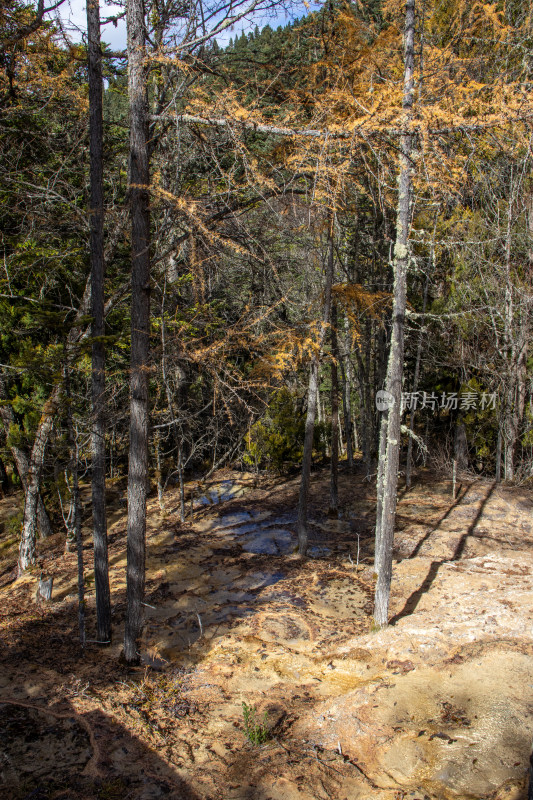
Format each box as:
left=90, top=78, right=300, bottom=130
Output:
left=297, top=220, right=335, bottom=555
left=87, top=0, right=111, bottom=644
left=373, top=0, right=415, bottom=628
left=124, top=0, right=151, bottom=664
left=454, top=422, right=469, bottom=471
left=341, top=315, right=354, bottom=470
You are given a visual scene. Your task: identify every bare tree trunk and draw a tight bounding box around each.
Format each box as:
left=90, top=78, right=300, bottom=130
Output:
left=124, top=0, right=151, bottom=664
left=501, top=185, right=529, bottom=482
left=340, top=315, right=354, bottom=470
left=329, top=298, right=339, bottom=515
left=373, top=0, right=415, bottom=627
left=87, top=0, right=111, bottom=644
left=454, top=422, right=468, bottom=471
left=18, top=386, right=61, bottom=572
left=65, top=368, right=85, bottom=649
left=297, top=220, right=335, bottom=555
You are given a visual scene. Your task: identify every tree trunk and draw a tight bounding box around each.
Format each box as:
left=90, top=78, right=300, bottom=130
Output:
left=87, top=0, right=111, bottom=644
left=329, top=298, right=339, bottom=515
left=340, top=315, right=354, bottom=470
left=65, top=368, right=85, bottom=649
left=373, top=0, right=415, bottom=628
left=124, top=0, right=151, bottom=664
left=18, top=386, right=61, bottom=572
left=454, top=422, right=468, bottom=471
left=297, top=219, right=335, bottom=555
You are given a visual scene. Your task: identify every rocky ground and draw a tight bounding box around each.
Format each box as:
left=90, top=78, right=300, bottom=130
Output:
left=1, top=463, right=532, bottom=800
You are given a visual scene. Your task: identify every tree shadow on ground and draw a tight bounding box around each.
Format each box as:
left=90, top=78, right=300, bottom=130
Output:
left=0, top=698, right=200, bottom=800
left=390, top=481, right=497, bottom=624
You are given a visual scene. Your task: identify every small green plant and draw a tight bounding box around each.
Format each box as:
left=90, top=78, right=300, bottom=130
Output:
left=242, top=701, right=269, bottom=745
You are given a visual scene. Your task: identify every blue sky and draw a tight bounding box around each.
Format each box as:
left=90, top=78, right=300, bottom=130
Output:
left=56, top=0, right=315, bottom=51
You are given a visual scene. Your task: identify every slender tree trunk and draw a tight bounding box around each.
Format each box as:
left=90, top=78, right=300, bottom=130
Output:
left=18, top=386, right=61, bottom=572
left=297, top=219, right=335, bottom=554
left=87, top=0, right=111, bottom=644
left=340, top=315, right=354, bottom=470
left=329, top=298, right=339, bottom=515
left=373, top=0, right=415, bottom=627
left=65, top=369, right=85, bottom=649
left=454, top=421, right=468, bottom=470
left=124, top=0, right=151, bottom=664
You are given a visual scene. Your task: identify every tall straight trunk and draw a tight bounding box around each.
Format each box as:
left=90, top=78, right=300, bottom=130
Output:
left=501, top=182, right=529, bottom=482
left=65, top=369, right=85, bottom=649
left=297, top=219, right=335, bottom=555
left=124, top=0, right=151, bottom=664
left=18, top=386, right=61, bottom=572
left=329, top=299, right=339, bottom=514
left=373, top=0, right=415, bottom=627
left=341, top=315, right=354, bottom=469
left=87, top=0, right=111, bottom=644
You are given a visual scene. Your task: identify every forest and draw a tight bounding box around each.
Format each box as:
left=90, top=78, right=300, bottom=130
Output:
left=1, top=0, right=533, bottom=798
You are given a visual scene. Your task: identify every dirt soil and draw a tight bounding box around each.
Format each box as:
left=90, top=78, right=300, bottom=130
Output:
left=1, top=464, right=533, bottom=800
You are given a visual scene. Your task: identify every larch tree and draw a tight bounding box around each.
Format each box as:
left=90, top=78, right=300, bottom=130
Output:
left=87, top=0, right=111, bottom=644
left=123, top=0, right=290, bottom=663
left=124, top=0, right=151, bottom=664
left=373, top=0, right=415, bottom=628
